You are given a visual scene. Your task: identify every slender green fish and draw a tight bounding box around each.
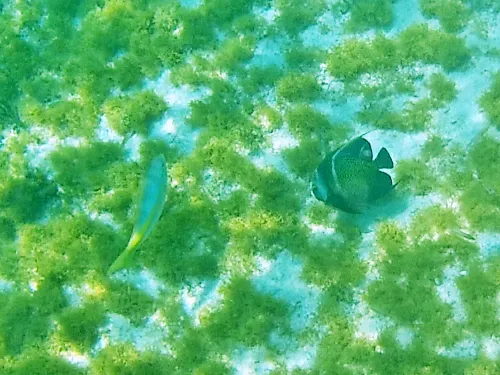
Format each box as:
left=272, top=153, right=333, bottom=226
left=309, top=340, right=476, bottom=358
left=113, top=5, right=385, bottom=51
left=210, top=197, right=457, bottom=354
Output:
left=107, top=154, right=168, bottom=274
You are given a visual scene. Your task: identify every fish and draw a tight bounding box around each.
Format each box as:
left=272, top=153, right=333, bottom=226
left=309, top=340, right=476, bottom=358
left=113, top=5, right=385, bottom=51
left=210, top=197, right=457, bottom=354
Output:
left=107, top=154, right=168, bottom=274
left=451, top=229, right=476, bottom=241
left=311, top=133, right=395, bottom=214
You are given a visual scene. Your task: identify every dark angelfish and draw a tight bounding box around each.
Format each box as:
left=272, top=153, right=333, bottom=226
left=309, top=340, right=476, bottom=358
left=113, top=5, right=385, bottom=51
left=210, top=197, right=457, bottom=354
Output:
left=312, top=133, right=395, bottom=214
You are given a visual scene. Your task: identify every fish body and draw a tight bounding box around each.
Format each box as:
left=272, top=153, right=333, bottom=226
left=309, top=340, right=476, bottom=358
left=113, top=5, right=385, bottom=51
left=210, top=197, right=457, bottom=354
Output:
left=107, top=154, right=168, bottom=274
left=312, top=134, right=395, bottom=213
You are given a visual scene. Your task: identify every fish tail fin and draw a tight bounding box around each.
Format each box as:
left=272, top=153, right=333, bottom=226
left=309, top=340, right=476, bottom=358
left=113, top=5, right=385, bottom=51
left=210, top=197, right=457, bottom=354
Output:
left=374, top=147, right=394, bottom=169
left=107, top=233, right=142, bottom=275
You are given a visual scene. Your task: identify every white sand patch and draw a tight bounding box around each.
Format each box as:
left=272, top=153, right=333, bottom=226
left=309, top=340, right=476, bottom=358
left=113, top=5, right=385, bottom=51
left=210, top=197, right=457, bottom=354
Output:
left=180, top=278, right=224, bottom=326
left=123, top=133, right=142, bottom=161
left=96, top=311, right=171, bottom=354
left=467, top=10, right=500, bottom=52
left=436, top=56, right=500, bottom=147
left=301, top=6, right=348, bottom=49
left=252, top=251, right=321, bottom=331
left=363, top=129, right=428, bottom=163
left=60, top=351, right=90, bottom=368
left=95, top=115, right=123, bottom=143
left=313, top=96, right=364, bottom=124
left=112, top=269, right=166, bottom=299
left=146, top=70, right=209, bottom=154
left=282, top=344, right=318, bottom=372
left=353, top=299, right=392, bottom=341
left=16, top=126, right=84, bottom=176
left=307, top=222, right=337, bottom=237
left=249, top=149, right=294, bottom=177
left=254, top=5, right=279, bottom=24
left=437, top=337, right=479, bottom=358
left=391, top=193, right=446, bottom=227
left=482, top=336, right=500, bottom=360
left=0, top=278, right=14, bottom=292
left=87, top=210, right=120, bottom=230
left=269, top=126, right=300, bottom=151
left=22, top=127, right=60, bottom=173
left=63, top=285, right=84, bottom=307
left=317, top=63, right=344, bottom=92
left=268, top=331, right=318, bottom=372
left=179, top=0, right=202, bottom=9
left=477, top=232, right=500, bottom=259
left=249, top=37, right=285, bottom=67
left=435, top=265, right=468, bottom=322
left=201, top=168, right=241, bottom=202
left=358, top=230, right=377, bottom=262
left=395, top=326, right=414, bottom=348
left=388, top=0, right=426, bottom=36
left=231, top=347, right=276, bottom=375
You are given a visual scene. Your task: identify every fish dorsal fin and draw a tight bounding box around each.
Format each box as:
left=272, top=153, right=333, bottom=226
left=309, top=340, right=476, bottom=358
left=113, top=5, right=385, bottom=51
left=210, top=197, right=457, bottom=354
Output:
left=335, top=136, right=372, bottom=160
left=373, top=147, right=393, bottom=169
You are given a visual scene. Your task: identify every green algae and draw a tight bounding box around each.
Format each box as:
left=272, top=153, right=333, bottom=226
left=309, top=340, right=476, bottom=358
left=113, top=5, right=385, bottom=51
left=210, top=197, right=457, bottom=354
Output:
left=89, top=344, right=171, bottom=375
left=253, top=103, right=283, bottom=130
left=282, top=138, right=323, bottom=178
left=276, top=72, right=322, bottom=102
left=134, top=189, right=224, bottom=283
left=17, top=213, right=123, bottom=285
left=327, top=25, right=470, bottom=81
left=284, top=46, right=326, bottom=71
left=103, top=91, right=167, bottom=136
left=457, top=258, right=500, bottom=335
left=0, top=216, right=16, bottom=241
left=420, top=0, right=470, bottom=33
left=214, top=36, right=256, bottom=72
left=395, top=158, right=438, bottom=195
left=21, top=98, right=99, bottom=138
left=188, top=80, right=265, bottom=149
left=460, top=181, right=500, bottom=231
left=479, top=71, right=500, bottom=129
left=284, top=104, right=335, bottom=140
left=2, top=350, right=85, bottom=375
left=409, top=205, right=461, bottom=240
left=58, top=302, right=106, bottom=351
left=459, top=134, right=500, bottom=231
left=303, top=235, right=366, bottom=290
left=201, top=277, right=292, bottom=350
left=103, top=281, right=157, bottom=325
left=346, top=0, right=394, bottom=32
left=0, top=278, right=68, bottom=356
left=224, top=210, right=309, bottom=263
left=276, top=0, right=326, bottom=36
left=421, top=134, right=446, bottom=160
left=0, top=171, right=58, bottom=223
left=366, top=242, right=453, bottom=326
left=241, top=65, right=284, bottom=95
left=50, top=142, right=124, bottom=197
left=249, top=169, right=302, bottom=214
left=427, top=73, right=458, bottom=104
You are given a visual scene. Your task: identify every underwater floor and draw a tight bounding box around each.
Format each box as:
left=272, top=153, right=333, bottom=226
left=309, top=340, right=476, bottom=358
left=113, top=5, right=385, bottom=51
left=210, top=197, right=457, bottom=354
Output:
left=0, top=0, right=499, bottom=374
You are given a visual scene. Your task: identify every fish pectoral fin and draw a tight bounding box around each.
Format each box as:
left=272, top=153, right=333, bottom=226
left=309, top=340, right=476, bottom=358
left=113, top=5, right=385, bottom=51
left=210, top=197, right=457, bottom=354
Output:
left=374, top=147, right=394, bottom=169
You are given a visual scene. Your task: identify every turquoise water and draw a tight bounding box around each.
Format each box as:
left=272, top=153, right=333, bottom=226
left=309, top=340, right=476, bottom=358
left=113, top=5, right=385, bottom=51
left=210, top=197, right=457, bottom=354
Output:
left=0, top=0, right=499, bottom=374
